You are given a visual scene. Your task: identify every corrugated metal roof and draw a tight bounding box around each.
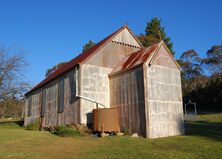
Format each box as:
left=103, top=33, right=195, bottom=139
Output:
left=26, top=25, right=129, bottom=95
left=110, top=43, right=159, bottom=75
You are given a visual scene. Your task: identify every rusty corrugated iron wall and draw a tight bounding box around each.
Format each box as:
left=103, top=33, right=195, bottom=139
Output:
left=25, top=69, right=80, bottom=127
left=110, top=66, right=146, bottom=136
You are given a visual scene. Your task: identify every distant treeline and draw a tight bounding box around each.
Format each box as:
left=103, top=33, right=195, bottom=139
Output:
left=178, top=46, right=222, bottom=113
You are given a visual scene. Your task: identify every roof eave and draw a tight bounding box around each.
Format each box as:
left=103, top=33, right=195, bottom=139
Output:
left=25, top=63, right=80, bottom=96
left=108, top=63, right=144, bottom=77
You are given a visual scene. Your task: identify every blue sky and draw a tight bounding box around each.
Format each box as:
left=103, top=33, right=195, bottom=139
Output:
left=0, top=0, right=221, bottom=86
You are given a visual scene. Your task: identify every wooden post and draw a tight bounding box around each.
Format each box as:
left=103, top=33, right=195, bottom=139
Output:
left=194, top=102, right=197, bottom=120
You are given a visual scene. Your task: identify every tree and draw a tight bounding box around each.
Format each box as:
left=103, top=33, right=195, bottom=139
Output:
left=0, top=44, right=30, bottom=119
left=202, top=45, right=222, bottom=76
left=138, top=17, right=174, bottom=55
left=178, top=49, right=206, bottom=102
left=0, top=45, right=28, bottom=100
left=82, top=40, right=95, bottom=52
left=179, top=47, right=222, bottom=112
left=179, top=49, right=203, bottom=80
left=45, top=62, right=67, bottom=77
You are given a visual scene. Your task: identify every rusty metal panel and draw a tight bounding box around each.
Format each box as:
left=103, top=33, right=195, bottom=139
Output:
left=24, top=91, right=42, bottom=126
left=25, top=68, right=80, bottom=128
left=93, top=108, right=120, bottom=132
left=110, top=44, right=158, bottom=75
left=109, top=66, right=146, bottom=136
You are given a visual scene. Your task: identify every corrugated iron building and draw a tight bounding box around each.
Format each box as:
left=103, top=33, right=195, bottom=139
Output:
left=25, top=25, right=184, bottom=138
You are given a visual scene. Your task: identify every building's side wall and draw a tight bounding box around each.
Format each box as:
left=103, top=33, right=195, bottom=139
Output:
left=25, top=68, right=80, bottom=127
left=43, top=81, right=58, bottom=127
left=24, top=91, right=41, bottom=126
left=80, top=64, right=112, bottom=125
left=146, top=45, right=184, bottom=138
left=109, top=66, right=146, bottom=136
left=57, top=70, right=80, bottom=126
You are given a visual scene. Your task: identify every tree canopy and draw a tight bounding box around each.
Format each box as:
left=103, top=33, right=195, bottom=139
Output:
left=179, top=45, right=222, bottom=112
left=138, top=17, right=174, bottom=55
left=179, top=49, right=202, bottom=80
left=0, top=44, right=30, bottom=119
left=45, top=62, right=67, bottom=77
left=82, top=40, right=95, bottom=52
left=202, top=45, right=222, bottom=75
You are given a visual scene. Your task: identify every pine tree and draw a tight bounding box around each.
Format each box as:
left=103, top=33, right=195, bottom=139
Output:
left=138, top=17, right=174, bottom=55
left=82, top=40, right=95, bottom=52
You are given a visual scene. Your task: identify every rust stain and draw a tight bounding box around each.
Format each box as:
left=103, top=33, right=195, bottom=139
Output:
left=93, top=108, right=120, bottom=132
left=111, top=43, right=159, bottom=75
left=122, top=50, right=140, bottom=69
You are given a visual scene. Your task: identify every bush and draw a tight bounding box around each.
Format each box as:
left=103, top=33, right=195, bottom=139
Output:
left=25, top=121, right=40, bottom=131
left=0, top=121, right=21, bottom=128
left=73, top=124, right=92, bottom=136
left=121, top=127, right=130, bottom=135
left=53, top=125, right=82, bottom=137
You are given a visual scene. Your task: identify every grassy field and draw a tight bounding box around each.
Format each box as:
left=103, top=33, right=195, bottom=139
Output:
left=0, top=114, right=222, bottom=159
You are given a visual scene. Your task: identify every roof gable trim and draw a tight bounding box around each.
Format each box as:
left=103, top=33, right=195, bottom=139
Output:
left=147, top=41, right=181, bottom=69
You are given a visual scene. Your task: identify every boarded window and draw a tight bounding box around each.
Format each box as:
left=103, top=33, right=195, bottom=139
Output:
left=28, top=96, right=32, bottom=116
left=41, top=89, right=46, bottom=117
left=69, top=71, right=76, bottom=103
left=58, top=78, right=65, bottom=113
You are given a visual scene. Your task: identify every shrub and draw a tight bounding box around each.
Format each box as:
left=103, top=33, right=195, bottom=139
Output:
left=53, top=125, right=82, bottom=137
left=122, top=127, right=130, bottom=135
left=0, top=121, right=21, bottom=128
left=72, top=124, right=92, bottom=136
left=25, top=121, right=40, bottom=131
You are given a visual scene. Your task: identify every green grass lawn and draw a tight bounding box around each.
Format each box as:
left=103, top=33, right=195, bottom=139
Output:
left=0, top=114, right=222, bottom=159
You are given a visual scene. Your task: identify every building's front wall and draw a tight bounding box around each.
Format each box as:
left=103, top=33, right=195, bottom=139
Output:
left=109, top=66, right=146, bottom=136
left=79, top=64, right=112, bottom=125
left=25, top=68, right=80, bottom=127
left=145, top=45, right=184, bottom=138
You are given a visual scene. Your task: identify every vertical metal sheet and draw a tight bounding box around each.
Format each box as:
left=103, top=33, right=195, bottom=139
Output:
left=110, top=66, right=146, bottom=136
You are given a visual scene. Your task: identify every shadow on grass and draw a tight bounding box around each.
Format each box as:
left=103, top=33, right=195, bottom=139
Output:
left=0, top=119, right=24, bottom=127
left=185, top=121, right=222, bottom=142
